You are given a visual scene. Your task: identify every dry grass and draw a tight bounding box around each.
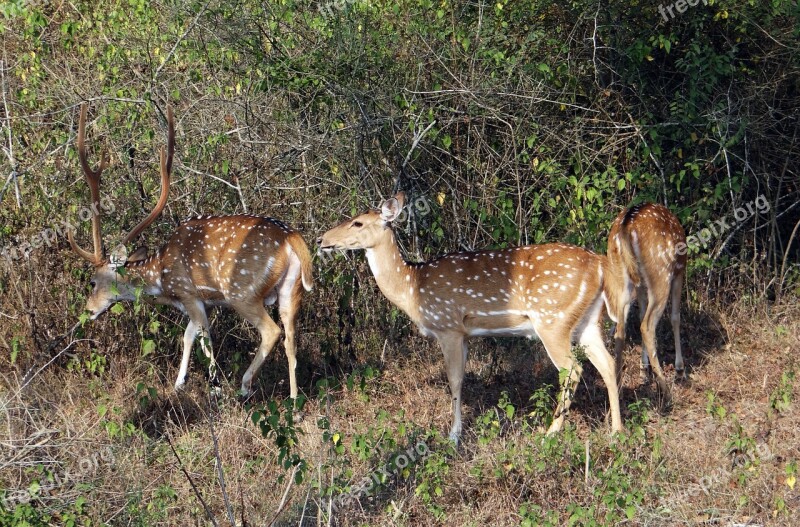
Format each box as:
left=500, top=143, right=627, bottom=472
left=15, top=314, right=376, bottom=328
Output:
left=1, top=267, right=799, bottom=526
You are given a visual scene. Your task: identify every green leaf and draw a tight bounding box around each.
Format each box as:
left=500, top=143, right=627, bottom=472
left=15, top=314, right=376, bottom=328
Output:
left=442, top=134, right=452, bottom=149
left=141, top=339, right=155, bottom=357
left=110, top=303, right=124, bottom=315
left=617, top=178, right=626, bottom=190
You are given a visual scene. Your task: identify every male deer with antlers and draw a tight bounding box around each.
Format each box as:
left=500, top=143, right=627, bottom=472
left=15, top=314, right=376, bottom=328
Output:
left=603, top=202, right=686, bottom=395
left=318, top=193, right=622, bottom=443
left=68, top=103, right=313, bottom=398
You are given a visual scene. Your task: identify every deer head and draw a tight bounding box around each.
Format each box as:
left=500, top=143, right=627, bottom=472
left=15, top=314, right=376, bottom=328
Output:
left=69, top=103, right=174, bottom=319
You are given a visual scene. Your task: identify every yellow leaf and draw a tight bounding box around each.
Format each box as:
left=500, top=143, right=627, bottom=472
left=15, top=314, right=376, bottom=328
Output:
left=787, top=474, right=796, bottom=489
left=690, top=132, right=698, bottom=142
left=437, top=192, right=445, bottom=205
left=677, top=148, right=683, bottom=159
left=533, top=157, right=539, bottom=169
left=332, top=433, right=340, bottom=444
left=646, top=55, right=654, bottom=61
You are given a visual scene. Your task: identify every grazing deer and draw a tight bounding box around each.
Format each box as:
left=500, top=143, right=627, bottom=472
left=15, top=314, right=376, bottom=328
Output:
left=603, top=202, right=686, bottom=394
left=318, top=193, right=622, bottom=443
left=68, top=103, right=313, bottom=397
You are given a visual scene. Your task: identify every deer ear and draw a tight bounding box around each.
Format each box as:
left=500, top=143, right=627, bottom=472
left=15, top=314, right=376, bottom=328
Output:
left=109, top=244, right=128, bottom=268
left=380, top=196, right=403, bottom=223
left=394, top=191, right=406, bottom=209
left=128, top=246, right=149, bottom=263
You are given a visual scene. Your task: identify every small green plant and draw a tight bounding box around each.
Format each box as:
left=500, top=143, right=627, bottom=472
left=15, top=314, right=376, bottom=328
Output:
left=526, top=383, right=555, bottom=430
left=769, top=368, right=795, bottom=413
left=705, top=390, right=728, bottom=420
left=474, top=391, right=515, bottom=445
left=519, top=502, right=560, bottom=526
left=345, top=365, right=379, bottom=401
left=9, top=336, right=23, bottom=365
left=135, top=382, right=157, bottom=408
left=251, top=396, right=308, bottom=483
left=413, top=433, right=454, bottom=520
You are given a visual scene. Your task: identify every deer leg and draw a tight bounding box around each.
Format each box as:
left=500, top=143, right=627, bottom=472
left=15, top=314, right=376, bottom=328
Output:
left=439, top=333, right=467, bottom=444
left=613, top=298, right=632, bottom=386
left=539, top=331, right=582, bottom=435
left=670, top=274, right=685, bottom=380
left=640, top=286, right=671, bottom=399
left=579, top=320, right=623, bottom=433
left=176, top=300, right=213, bottom=389
left=637, top=287, right=651, bottom=383
left=278, top=278, right=304, bottom=400
left=237, top=302, right=282, bottom=397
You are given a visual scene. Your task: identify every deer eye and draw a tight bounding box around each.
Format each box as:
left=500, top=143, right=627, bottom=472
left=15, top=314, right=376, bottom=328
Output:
left=90, top=280, right=97, bottom=289
left=352, top=221, right=363, bottom=228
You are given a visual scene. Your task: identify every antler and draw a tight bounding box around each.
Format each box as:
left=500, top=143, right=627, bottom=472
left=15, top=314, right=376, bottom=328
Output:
left=68, top=103, right=108, bottom=265
left=121, top=106, right=175, bottom=246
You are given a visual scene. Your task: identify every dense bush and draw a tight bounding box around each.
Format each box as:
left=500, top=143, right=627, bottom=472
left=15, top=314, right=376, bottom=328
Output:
left=1, top=1, right=798, bottom=524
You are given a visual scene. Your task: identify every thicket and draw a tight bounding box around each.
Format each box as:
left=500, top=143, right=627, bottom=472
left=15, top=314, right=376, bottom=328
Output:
left=1, top=0, right=799, bottom=524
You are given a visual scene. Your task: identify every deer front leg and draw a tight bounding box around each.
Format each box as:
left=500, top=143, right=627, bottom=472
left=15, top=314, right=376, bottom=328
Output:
left=176, top=300, right=214, bottom=390
left=439, top=333, right=467, bottom=444
left=176, top=319, right=200, bottom=389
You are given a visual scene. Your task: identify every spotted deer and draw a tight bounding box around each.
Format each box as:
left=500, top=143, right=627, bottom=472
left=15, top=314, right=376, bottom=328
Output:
left=318, top=192, right=622, bottom=443
left=603, top=202, right=686, bottom=394
left=68, top=103, right=313, bottom=397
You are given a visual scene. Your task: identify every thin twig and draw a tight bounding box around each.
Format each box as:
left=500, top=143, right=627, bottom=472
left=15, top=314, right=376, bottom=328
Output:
left=1, top=56, right=21, bottom=207
left=151, top=0, right=213, bottom=85
left=266, top=464, right=299, bottom=526
left=208, top=392, right=236, bottom=526
left=166, top=432, right=219, bottom=527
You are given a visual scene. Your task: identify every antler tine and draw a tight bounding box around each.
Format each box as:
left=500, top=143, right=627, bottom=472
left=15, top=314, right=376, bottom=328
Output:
left=121, top=105, right=174, bottom=246
left=69, top=103, right=108, bottom=265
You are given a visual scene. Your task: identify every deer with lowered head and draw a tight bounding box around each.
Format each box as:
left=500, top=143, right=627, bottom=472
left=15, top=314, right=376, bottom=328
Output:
left=603, top=202, right=687, bottom=395
left=318, top=192, right=622, bottom=443
left=68, top=103, right=313, bottom=398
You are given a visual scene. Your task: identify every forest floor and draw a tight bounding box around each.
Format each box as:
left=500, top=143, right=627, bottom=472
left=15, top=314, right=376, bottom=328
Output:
left=2, top=295, right=799, bottom=526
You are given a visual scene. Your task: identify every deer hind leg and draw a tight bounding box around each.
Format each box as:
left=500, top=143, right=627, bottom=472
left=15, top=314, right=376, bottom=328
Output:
left=438, top=332, right=468, bottom=444
left=637, top=287, right=651, bottom=383
left=640, top=284, right=671, bottom=400
left=539, top=329, right=582, bottom=435
left=176, top=299, right=214, bottom=389
left=610, top=282, right=634, bottom=385
left=236, top=302, right=282, bottom=397
left=278, top=273, right=305, bottom=400
left=670, top=273, right=685, bottom=380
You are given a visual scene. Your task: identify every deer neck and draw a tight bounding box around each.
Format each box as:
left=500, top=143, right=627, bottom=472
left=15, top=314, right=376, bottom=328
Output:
left=123, top=249, right=166, bottom=297
left=364, top=229, right=419, bottom=320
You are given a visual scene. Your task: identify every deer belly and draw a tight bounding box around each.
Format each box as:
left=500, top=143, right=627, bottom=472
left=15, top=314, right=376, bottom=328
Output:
left=464, top=313, right=538, bottom=338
